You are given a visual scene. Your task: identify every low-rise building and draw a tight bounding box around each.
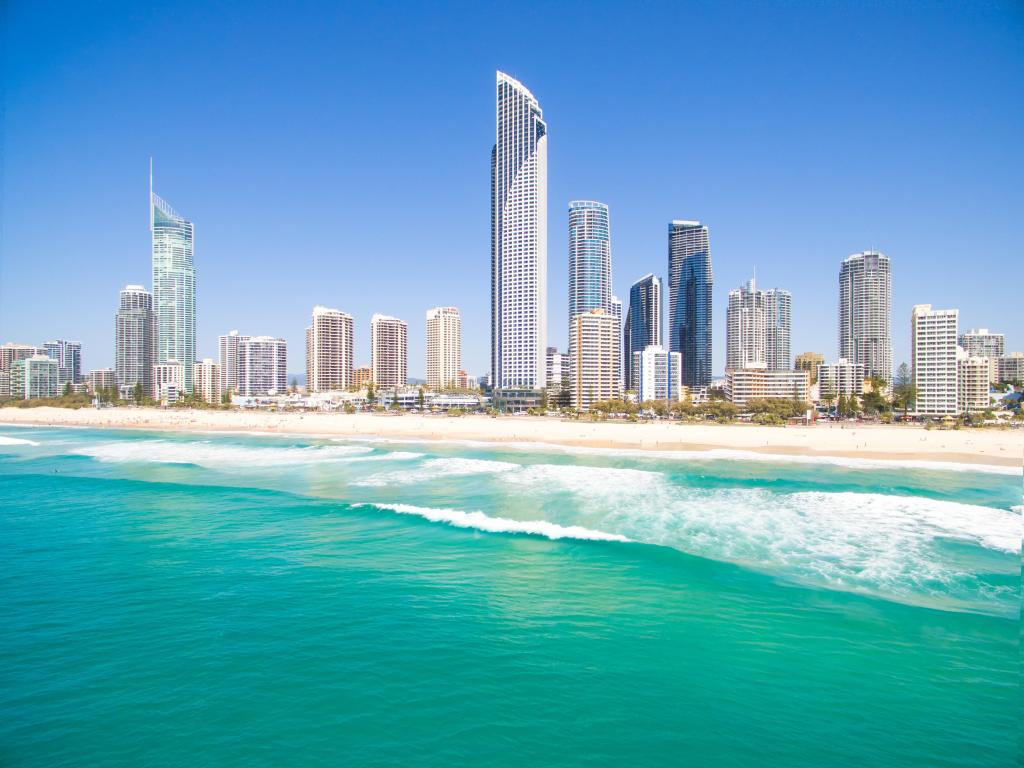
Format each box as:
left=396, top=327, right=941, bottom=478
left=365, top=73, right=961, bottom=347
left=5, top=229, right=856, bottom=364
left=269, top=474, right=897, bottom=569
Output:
left=353, top=365, right=372, bottom=389
left=724, top=366, right=810, bottom=409
left=816, top=358, right=865, bottom=400
left=10, top=355, right=60, bottom=400
left=88, top=368, right=117, bottom=394
left=795, top=352, right=825, bottom=385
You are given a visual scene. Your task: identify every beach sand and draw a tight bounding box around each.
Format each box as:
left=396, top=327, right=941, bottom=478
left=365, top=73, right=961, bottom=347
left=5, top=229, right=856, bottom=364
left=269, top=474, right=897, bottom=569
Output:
left=2, top=406, right=1022, bottom=470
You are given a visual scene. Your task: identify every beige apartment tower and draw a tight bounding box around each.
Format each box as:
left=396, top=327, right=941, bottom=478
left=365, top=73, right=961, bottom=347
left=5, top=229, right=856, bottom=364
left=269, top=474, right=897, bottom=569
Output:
left=371, top=314, right=408, bottom=389
left=570, top=309, right=620, bottom=411
left=306, top=306, right=354, bottom=392
left=426, top=307, right=461, bottom=389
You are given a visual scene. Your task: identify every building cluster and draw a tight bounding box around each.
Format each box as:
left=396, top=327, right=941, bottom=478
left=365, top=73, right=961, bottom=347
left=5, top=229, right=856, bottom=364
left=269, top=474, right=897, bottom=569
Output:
left=2, top=72, right=1019, bottom=419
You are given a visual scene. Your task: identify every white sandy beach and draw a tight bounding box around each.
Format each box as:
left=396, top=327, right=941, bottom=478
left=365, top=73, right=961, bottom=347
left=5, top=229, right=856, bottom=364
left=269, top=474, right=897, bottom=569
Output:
left=2, top=406, right=1022, bottom=469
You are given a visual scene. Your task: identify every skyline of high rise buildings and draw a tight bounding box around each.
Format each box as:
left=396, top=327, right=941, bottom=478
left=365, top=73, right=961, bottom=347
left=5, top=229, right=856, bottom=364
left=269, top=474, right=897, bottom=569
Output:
left=151, top=170, right=196, bottom=394
left=668, top=220, right=713, bottom=388
left=491, top=71, right=548, bottom=391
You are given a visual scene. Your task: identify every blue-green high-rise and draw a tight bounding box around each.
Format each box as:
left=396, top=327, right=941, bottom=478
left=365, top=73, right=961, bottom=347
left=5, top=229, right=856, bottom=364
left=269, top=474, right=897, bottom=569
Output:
left=668, top=220, right=712, bottom=387
left=151, top=173, right=196, bottom=394
left=624, top=274, right=662, bottom=392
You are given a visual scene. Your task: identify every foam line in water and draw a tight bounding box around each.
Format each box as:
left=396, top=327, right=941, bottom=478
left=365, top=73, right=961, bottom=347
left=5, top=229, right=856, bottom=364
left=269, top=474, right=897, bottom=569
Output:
left=352, top=457, right=520, bottom=486
left=0, top=435, right=40, bottom=446
left=358, top=502, right=631, bottom=543
left=76, top=439, right=375, bottom=467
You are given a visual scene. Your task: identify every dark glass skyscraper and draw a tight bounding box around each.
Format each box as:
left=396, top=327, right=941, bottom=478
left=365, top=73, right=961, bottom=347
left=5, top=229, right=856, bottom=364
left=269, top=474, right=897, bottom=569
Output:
left=624, top=274, right=661, bottom=391
left=668, top=220, right=713, bottom=387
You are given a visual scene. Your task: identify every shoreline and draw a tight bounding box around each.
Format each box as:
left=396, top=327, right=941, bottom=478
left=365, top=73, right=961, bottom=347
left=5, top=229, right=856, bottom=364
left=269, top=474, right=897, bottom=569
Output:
left=2, top=406, right=1022, bottom=471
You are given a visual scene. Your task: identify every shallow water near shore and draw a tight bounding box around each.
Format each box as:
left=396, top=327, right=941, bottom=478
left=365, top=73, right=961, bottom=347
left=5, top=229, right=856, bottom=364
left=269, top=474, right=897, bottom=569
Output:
left=1, top=426, right=1020, bottom=766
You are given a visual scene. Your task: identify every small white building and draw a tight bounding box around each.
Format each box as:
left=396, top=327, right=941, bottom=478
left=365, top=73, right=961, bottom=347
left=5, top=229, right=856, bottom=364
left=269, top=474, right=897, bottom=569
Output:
left=633, top=345, right=682, bottom=403
left=725, top=365, right=810, bottom=408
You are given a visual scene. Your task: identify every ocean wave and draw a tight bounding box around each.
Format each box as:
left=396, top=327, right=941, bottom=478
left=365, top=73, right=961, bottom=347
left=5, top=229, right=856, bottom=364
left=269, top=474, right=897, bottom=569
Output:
left=352, top=457, right=520, bottom=486
left=357, top=502, right=630, bottom=542
left=0, top=435, right=40, bottom=446
left=76, top=439, right=375, bottom=468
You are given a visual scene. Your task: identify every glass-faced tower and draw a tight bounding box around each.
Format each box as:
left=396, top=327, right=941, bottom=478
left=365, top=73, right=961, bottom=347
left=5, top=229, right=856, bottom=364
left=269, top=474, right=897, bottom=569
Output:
left=151, top=174, right=196, bottom=393
left=668, top=220, right=713, bottom=387
left=491, top=71, right=548, bottom=390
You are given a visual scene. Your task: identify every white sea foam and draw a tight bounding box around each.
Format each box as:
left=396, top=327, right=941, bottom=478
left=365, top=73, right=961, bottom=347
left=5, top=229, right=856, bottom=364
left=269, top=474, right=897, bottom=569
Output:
left=352, top=457, right=520, bottom=486
left=0, top=435, right=40, bottom=446
left=359, top=502, right=630, bottom=542
left=76, top=439, right=374, bottom=468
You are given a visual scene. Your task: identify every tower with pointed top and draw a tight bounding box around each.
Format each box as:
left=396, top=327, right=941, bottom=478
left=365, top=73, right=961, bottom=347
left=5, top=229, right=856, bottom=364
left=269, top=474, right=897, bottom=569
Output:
left=491, top=71, right=548, bottom=391
left=151, top=167, right=196, bottom=393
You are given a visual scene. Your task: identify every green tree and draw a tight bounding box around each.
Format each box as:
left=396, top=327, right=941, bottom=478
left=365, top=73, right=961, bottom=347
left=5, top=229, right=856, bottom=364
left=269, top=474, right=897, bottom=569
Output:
left=133, top=382, right=144, bottom=405
left=290, top=377, right=298, bottom=393
left=62, top=382, right=72, bottom=397
left=892, top=362, right=917, bottom=417
left=417, top=387, right=425, bottom=409
left=837, top=393, right=848, bottom=417
left=221, top=390, right=231, bottom=406
left=366, top=382, right=375, bottom=406
left=391, top=390, right=399, bottom=409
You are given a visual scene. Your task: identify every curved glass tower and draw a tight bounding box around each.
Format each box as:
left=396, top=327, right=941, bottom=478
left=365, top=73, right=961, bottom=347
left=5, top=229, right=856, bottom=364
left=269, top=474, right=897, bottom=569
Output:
left=624, top=273, right=662, bottom=390
left=668, top=220, right=713, bottom=387
left=151, top=175, right=196, bottom=393
left=491, top=71, right=547, bottom=390
left=568, top=200, right=612, bottom=320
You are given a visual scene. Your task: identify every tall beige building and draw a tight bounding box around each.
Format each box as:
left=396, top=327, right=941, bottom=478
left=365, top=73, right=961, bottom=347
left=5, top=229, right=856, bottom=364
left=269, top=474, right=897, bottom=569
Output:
left=193, top=359, right=222, bottom=404
left=306, top=306, right=354, bottom=392
left=956, top=350, right=990, bottom=414
left=911, top=304, right=959, bottom=416
left=371, top=314, right=407, bottom=389
left=570, top=309, right=620, bottom=411
left=426, top=307, right=461, bottom=389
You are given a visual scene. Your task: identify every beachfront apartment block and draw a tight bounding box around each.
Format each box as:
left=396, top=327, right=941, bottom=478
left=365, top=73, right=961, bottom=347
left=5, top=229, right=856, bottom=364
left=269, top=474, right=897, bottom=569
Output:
left=371, top=314, right=407, bottom=389
left=633, top=345, right=683, bottom=403
left=42, top=339, right=82, bottom=385
left=9, top=355, right=60, bottom=400
left=839, top=251, right=892, bottom=384
left=491, top=71, right=547, bottom=391
left=724, top=366, right=810, bottom=409
left=956, top=350, right=990, bottom=414
left=570, top=309, right=620, bottom=411
left=1, top=343, right=46, bottom=375
left=306, top=306, right=354, bottom=392
left=725, top=277, right=791, bottom=372
left=911, top=305, right=959, bottom=417
left=116, top=285, right=157, bottom=398
left=88, top=368, right=117, bottom=394
left=426, top=307, right=461, bottom=389
left=997, top=353, right=1024, bottom=384
left=668, top=220, right=713, bottom=387
left=154, top=360, right=185, bottom=405
left=218, top=331, right=251, bottom=396
left=239, top=337, right=287, bottom=397
left=816, top=358, right=864, bottom=400
left=194, top=359, right=222, bottom=404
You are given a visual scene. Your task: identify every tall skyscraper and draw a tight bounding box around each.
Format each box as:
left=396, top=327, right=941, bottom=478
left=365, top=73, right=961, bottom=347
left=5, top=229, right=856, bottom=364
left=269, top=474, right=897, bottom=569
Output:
left=725, top=277, right=791, bottom=372
left=371, top=314, right=408, bottom=389
left=239, top=336, right=287, bottom=397
left=911, top=304, right=958, bottom=416
left=151, top=170, right=196, bottom=393
left=491, top=71, right=547, bottom=391
left=839, top=251, right=892, bottom=384
left=42, top=339, right=82, bottom=385
left=668, top=220, right=713, bottom=387
left=115, top=285, right=157, bottom=397
left=570, top=309, right=620, bottom=411
left=306, top=306, right=354, bottom=392
left=568, top=201, right=612, bottom=321
left=426, top=307, right=461, bottom=389
left=624, top=274, right=662, bottom=392
left=218, top=331, right=250, bottom=396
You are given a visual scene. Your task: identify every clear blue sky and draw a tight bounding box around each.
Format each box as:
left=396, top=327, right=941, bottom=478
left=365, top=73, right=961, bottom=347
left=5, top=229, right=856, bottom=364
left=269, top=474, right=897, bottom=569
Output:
left=3, top=1, right=1021, bottom=378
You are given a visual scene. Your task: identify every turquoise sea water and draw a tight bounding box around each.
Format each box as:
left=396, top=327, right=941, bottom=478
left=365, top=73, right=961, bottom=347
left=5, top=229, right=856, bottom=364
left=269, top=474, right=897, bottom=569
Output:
left=0, top=425, right=1020, bottom=767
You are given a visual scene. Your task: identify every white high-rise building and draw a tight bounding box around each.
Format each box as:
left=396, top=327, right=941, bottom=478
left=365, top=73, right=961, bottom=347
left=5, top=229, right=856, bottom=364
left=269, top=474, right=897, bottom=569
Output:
left=42, top=340, right=82, bottom=385
left=116, top=285, right=157, bottom=397
left=545, top=346, right=567, bottom=391
left=817, top=358, right=865, bottom=399
left=633, top=345, right=682, bottom=403
left=491, top=71, right=547, bottom=391
left=153, top=360, right=185, bottom=404
left=911, top=305, right=959, bottom=416
left=726, top=277, right=790, bottom=372
left=10, top=355, right=59, bottom=400
left=306, top=306, right=354, bottom=392
left=218, top=331, right=250, bottom=395
left=193, top=359, right=222, bottom=404
left=956, top=349, right=990, bottom=414
left=570, top=309, right=620, bottom=411
left=151, top=171, right=196, bottom=393
left=959, top=329, right=1004, bottom=383
left=839, top=251, right=892, bottom=384
left=239, top=337, right=287, bottom=397
left=426, top=307, right=461, bottom=389
left=371, top=314, right=408, bottom=389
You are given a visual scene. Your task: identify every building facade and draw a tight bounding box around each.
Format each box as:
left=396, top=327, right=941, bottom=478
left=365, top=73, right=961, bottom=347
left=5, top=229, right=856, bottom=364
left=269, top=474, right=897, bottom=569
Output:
left=624, top=274, right=662, bottom=395
left=570, top=309, right=620, bottom=411
left=817, top=358, right=865, bottom=399
left=218, top=331, right=250, bottom=396
left=724, top=367, right=810, bottom=408
left=956, top=350, right=990, bottom=414
left=997, top=353, right=1024, bottom=384
left=151, top=178, right=196, bottom=393
left=795, top=352, right=825, bottom=385
left=194, top=359, right=222, bottom=404
left=88, top=368, right=117, bottom=394
left=1, top=343, right=45, bottom=374
left=668, top=220, right=713, bottom=387
left=839, top=250, right=892, bottom=384
left=239, top=337, right=287, bottom=397
left=115, top=285, right=157, bottom=397
left=42, top=340, right=82, bottom=385
left=725, top=278, right=791, bottom=372
left=353, top=365, right=372, bottom=389
left=371, top=314, right=408, bottom=389
left=426, top=306, right=461, bottom=389
left=306, top=306, right=354, bottom=392
left=633, top=345, right=682, bottom=403
left=10, top=355, right=60, bottom=400
left=568, top=201, right=612, bottom=323
left=491, top=71, right=547, bottom=391
left=911, top=304, right=959, bottom=416
left=959, top=329, right=1004, bottom=383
